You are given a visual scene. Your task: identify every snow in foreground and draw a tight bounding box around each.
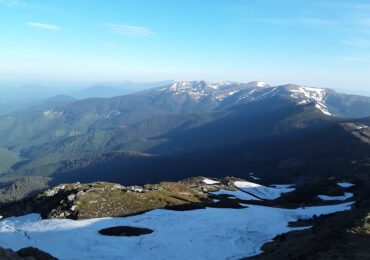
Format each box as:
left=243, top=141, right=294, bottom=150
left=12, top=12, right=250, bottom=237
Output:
left=0, top=202, right=352, bottom=260
left=234, top=181, right=295, bottom=200
left=202, top=178, right=220, bottom=185
left=249, top=173, right=261, bottom=180
left=337, top=182, right=354, bottom=188
left=318, top=192, right=353, bottom=201
left=211, top=189, right=261, bottom=200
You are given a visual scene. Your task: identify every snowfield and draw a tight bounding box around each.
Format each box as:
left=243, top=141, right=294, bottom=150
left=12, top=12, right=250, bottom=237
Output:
left=202, top=178, right=220, bottom=185
left=211, top=189, right=261, bottom=200
left=210, top=181, right=295, bottom=201
left=0, top=202, right=353, bottom=260
left=289, top=86, right=331, bottom=116
left=318, top=192, right=353, bottom=201
left=337, top=182, right=354, bottom=188
left=234, top=181, right=295, bottom=200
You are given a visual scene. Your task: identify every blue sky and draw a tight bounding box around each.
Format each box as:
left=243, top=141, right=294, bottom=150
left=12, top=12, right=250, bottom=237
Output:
left=1, top=0, right=370, bottom=95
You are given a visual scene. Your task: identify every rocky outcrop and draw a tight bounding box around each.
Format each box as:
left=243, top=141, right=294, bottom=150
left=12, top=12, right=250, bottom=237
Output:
left=0, top=247, right=56, bottom=260
left=99, top=226, right=154, bottom=237
left=0, top=177, right=242, bottom=220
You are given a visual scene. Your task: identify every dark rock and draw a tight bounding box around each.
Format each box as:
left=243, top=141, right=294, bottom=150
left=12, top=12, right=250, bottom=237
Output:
left=99, top=226, right=154, bottom=236
left=17, top=247, right=57, bottom=260
left=0, top=248, right=23, bottom=260
left=0, top=247, right=57, bottom=260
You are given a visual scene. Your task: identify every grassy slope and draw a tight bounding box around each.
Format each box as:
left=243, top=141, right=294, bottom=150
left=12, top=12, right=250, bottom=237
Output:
left=0, top=148, right=20, bottom=172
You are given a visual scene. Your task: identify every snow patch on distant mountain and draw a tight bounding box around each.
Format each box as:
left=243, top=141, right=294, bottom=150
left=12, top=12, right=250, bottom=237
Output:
left=164, top=81, right=272, bottom=101
left=337, top=182, right=354, bottom=188
left=42, top=110, right=62, bottom=118
left=248, top=81, right=270, bottom=88
left=354, top=124, right=369, bottom=130
left=318, top=192, right=353, bottom=201
left=165, top=81, right=245, bottom=102
left=156, top=81, right=339, bottom=116
left=288, top=86, right=331, bottom=115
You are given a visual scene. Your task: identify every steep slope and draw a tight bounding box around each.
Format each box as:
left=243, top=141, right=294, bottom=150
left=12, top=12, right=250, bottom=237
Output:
left=148, top=96, right=335, bottom=154
left=48, top=108, right=369, bottom=186
left=8, top=95, right=331, bottom=180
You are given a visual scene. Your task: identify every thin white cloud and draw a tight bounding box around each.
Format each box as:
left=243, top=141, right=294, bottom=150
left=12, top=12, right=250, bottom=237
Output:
left=246, top=18, right=289, bottom=25
left=107, top=24, right=154, bottom=37
left=246, top=17, right=336, bottom=27
left=0, top=0, right=23, bottom=6
left=299, top=18, right=337, bottom=27
left=342, top=38, right=370, bottom=47
left=356, top=18, right=370, bottom=27
left=27, top=22, right=60, bottom=31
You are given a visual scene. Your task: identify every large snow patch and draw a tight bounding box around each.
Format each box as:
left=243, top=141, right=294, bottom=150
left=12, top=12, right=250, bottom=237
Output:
left=0, top=202, right=352, bottom=260
left=234, top=181, right=295, bottom=200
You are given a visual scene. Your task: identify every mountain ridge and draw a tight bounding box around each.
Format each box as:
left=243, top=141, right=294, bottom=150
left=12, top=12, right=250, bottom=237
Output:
left=0, top=80, right=369, bottom=203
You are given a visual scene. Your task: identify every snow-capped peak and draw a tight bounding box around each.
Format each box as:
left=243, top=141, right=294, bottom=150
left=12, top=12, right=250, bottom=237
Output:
left=246, top=81, right=270, bottom=88
left=286, top=85, right=332, bottom=116
left=169, top=81, right=215, bottom=90
left=158, top=81, right=334, bottom=116
left=165, top=81, right=219, bottom=101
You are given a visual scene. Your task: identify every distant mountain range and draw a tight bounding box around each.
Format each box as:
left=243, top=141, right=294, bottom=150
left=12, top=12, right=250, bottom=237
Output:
left=0, top=80, right=369, bottom=202
left=0, top=80, right=173, bottom=115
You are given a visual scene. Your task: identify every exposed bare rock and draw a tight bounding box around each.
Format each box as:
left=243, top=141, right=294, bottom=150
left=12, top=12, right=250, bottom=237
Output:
left=0, top=247, right=56, bottom=260
left=0, top=177, right=247, bottom=220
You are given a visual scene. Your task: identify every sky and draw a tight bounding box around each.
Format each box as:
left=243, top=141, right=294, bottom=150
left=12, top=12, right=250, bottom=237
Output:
left=1, top=0, right=370, bottom=95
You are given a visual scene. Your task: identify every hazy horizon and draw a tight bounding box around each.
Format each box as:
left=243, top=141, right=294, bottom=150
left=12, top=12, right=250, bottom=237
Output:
left=0, top=79, right=369, bottom=97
